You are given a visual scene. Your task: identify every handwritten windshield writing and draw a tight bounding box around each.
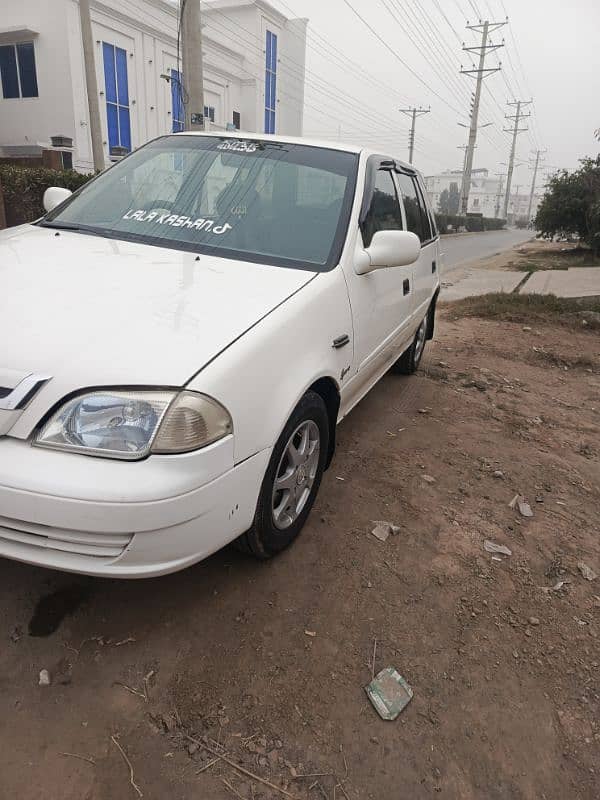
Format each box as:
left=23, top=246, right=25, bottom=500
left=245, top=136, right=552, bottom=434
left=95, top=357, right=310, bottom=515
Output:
left=122, top=209, right=233, bottom=235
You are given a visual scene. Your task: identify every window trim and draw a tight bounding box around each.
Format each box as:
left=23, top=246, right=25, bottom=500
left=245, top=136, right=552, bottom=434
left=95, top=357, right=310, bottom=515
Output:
left=396, top=168, right=439, bottom=246
left=0, top=40, right=39, bottom=99
left=359, top=162, right=406, bottom=248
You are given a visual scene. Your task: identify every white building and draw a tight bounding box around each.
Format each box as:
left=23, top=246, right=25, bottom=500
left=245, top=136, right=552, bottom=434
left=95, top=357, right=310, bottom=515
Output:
left=0, top=0, right=307, bottom=172
left=424, top=168, right=502, bottom=218
left=424, top=168, right=543, bottom=222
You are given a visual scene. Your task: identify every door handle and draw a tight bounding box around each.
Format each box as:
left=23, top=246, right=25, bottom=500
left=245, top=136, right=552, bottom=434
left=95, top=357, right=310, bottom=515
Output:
left=403, top=279, right=410, bottom=295
left=432, top=260, right=437, bottom=273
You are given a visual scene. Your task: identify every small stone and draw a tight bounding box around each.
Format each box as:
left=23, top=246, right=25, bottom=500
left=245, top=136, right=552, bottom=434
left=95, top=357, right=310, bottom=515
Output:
left=529, top=617, right=540, bottom=626
left=38, top=669, right=51, bottom=686
left=522, top=326, right=532, bottom=331
left=578, top=562, right=597, bottom=582
left=493, top=470, right=504, bottom=479
left=258, top=756, right=269, bottom=768
left=188, top=742, right=199, bottom=755
left=422, top=475, right=436, bottom=484
left=370, top=736, right=379, bottom=744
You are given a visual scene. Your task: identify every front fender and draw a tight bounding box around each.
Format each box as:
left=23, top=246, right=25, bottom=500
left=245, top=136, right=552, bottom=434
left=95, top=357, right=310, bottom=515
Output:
left=187, top=267, right=353, bottom=465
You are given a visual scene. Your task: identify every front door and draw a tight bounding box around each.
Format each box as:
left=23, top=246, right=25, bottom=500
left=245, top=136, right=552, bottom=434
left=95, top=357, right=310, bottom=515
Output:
left=342, top=162, right=416, bottom=388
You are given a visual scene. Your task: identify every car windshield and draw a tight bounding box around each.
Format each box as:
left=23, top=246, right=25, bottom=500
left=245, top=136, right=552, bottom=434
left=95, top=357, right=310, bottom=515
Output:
left=42, top=136, right=359, bottom=270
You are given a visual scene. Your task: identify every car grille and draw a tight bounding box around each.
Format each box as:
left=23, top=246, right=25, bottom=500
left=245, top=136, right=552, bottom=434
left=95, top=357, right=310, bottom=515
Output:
left=0, top=515, right=132, bottom=559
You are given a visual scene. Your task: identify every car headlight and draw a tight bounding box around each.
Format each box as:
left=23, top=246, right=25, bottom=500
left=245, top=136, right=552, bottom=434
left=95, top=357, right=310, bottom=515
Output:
left=34, top=390, right=233, bottom=460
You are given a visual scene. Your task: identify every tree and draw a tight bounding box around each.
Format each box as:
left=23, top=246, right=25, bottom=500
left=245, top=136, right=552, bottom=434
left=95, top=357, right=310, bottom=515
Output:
left=438, top=188, right=450, bottom=214
left=448, top=181, right=460, bottom=215
left=438, top=182, right=460, bottom=215
left=535, top=155, right=600, bottom=255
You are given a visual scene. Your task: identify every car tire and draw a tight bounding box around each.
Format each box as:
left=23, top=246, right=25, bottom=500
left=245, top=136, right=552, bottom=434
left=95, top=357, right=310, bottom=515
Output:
left=234, top=390, right=329, bottom=559
left=392, top=308, right=431, bottom=375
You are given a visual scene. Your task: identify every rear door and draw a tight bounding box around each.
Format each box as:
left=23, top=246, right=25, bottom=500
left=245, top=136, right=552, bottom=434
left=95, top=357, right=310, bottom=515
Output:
left=395, top=171, right=439, bottom=319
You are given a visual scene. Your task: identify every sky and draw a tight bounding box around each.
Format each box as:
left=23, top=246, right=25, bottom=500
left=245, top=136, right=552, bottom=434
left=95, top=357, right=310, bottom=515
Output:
left=271, top=0, right=600, bottom=189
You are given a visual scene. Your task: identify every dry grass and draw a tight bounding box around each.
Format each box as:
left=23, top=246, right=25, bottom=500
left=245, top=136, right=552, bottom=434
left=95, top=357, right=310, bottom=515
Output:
left=506, top=243, right=600, bottom=272
left=445, top=293, right=600, bottom=330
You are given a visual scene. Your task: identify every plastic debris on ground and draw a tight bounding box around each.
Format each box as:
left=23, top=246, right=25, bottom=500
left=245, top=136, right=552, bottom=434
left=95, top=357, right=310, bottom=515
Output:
left=38, top=669, right=51, bottom=686
left=509, top=494, right=534, bottom=517
left=365, top=667, right=414, bottom=721
left=517, top=498, right=534, bottom=517
left=578, top=561, right=598, bottom=581
left=371, top=521, right=401, bottom=542
left=484, top=540, right=512, bottom=556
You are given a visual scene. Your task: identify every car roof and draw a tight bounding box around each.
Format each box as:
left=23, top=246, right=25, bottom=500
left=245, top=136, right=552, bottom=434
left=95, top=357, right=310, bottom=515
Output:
left=170, top=131, right=419, bottom=175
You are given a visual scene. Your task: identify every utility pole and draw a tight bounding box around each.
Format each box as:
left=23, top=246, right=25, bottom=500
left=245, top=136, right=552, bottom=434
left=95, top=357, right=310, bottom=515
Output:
left=459, top=19, right=506, bottom=215
left=527, top=148, right=546, bottom=220
left=400, top=106, right=430, bottom=164
left=181, top=0, right=205, bottom=131
left=458, top=144, right=469, bottom=204
left=79, top=0, right=105, bottom=171
left=503, top=100, right=532, bottom=220
left=512, top=183, right=522, bottom=221
left=494, top=172, right=506, bottom=218
left=458, top=144, right=469, bottom=183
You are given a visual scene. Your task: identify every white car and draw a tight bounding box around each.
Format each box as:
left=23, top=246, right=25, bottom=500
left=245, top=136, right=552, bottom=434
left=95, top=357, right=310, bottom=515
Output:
left=0, top=133, right=440, bottom=577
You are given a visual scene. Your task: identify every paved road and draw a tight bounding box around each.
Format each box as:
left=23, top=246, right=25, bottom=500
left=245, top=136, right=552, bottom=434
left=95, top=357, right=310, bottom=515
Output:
left=441, top=229, right=533, bottom=273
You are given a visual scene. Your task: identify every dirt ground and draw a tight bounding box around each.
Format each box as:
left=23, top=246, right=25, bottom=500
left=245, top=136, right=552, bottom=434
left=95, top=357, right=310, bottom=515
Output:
left=1, top=277, right=599, bottom=800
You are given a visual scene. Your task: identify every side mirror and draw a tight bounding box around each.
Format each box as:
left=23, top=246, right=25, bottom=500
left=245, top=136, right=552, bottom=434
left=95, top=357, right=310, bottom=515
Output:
left=43, top=186, right=72, bottom=213
left=357, top=229, right=421, bottom=274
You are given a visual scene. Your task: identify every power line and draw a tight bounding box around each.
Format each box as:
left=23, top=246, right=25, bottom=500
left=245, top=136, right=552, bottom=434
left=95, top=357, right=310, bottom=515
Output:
left=205, top=10, right=408, bottom=136
left=340, top=0, right=467, bottom=118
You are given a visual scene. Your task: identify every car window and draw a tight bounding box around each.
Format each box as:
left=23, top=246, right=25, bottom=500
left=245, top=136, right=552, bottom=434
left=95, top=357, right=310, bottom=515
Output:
left=41, top=137, right=359, bottom=271
left=415, top=178, right=435, bottom=240
left=396, top=172, right=431, bottom=243
left=361, top=169, right=403, bottom=247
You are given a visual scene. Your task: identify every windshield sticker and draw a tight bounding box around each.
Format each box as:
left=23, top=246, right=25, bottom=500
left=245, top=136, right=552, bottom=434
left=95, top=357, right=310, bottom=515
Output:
left=122, top=209, right=233, bottom=235
left=217, top=140, right=258, bottom=153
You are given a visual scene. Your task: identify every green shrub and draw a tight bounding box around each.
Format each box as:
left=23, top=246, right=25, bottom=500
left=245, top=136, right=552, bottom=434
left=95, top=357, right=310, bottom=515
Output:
left=0, top=165, right=93, bottom=227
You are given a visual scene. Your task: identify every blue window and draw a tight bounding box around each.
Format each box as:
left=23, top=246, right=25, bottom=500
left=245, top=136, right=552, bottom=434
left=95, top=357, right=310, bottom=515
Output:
left=0, top=42, right=38, bottom=99
left=170, top=68, right=184, bottom=132
left=264, top=30, right=277, bottom=134
left=102, top=43, right=131, bottom=153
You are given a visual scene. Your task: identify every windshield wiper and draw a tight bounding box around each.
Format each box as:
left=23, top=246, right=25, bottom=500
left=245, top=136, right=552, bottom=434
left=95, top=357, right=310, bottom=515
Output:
left=38, top=221, right=111, bottom=238
left=39, top=221, right=82, bottom=231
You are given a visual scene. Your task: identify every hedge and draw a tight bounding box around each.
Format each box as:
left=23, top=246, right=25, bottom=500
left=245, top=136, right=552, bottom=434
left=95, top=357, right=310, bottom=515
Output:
left=435, top=213, right=506, bottom=234
left=0, top=165, right=93, bottom=228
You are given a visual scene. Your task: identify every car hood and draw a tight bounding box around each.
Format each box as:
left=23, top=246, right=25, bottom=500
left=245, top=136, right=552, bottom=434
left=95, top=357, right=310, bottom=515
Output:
left=0, top=226, right=316, bottom=430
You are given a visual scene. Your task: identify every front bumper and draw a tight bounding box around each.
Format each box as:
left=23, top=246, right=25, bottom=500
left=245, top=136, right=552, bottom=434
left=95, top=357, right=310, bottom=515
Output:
left=0, top=437, right=270, bottom=577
